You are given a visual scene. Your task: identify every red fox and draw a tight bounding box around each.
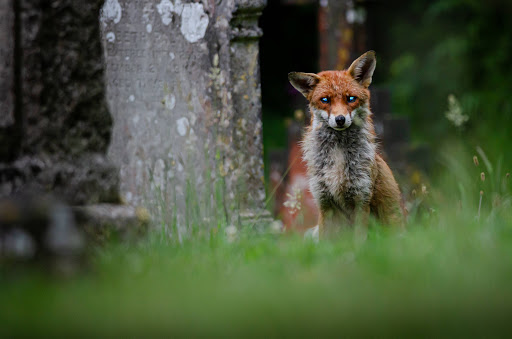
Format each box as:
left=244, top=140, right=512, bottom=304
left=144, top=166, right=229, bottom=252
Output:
left=288, top=51, right=405, bottom=236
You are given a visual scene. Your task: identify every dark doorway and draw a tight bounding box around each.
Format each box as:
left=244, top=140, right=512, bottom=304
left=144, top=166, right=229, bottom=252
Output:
left=259, top=0, right=318, bottom=153
left=259, top=1, right=319, bottom=225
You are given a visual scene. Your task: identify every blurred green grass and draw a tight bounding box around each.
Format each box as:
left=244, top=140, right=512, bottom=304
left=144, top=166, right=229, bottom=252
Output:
left=2, top=140, right=512, bottom=336
left=2, top=194, right=512, bottom=336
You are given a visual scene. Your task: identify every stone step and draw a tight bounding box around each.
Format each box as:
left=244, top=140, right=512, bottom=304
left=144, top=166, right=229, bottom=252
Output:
left=0, top=193, right=147, bottom=273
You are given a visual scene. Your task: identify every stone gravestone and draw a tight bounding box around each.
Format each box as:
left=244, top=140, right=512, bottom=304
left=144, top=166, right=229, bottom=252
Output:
left=0, top=0, right=119, bottom=204
left=0, top=0, right=16, bottom=161
left=0, top=0, right=144, bottom=264
left=0, top=0, right=121, bottom=205
left=100, top=0, right=271, bottom=233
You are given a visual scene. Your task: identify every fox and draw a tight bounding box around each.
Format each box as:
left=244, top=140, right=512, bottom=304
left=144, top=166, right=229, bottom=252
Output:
left=288, top=51, right=405, bottom=236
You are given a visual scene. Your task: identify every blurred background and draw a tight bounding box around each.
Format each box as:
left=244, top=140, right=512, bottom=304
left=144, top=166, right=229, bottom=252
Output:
left=260, top=0, right=512, bottom=230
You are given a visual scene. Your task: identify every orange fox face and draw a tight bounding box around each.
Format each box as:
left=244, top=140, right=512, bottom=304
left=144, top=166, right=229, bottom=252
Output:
left=289, top=51, right=376, bottom=130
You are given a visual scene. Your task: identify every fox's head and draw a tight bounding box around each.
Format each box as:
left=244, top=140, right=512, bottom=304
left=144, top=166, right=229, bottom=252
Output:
left=288, top=51, right=376, bottom=131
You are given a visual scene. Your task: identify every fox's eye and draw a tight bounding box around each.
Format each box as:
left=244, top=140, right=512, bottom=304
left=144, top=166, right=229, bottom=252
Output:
left=320, top=97, right=330, bottom=104
left=347, top=96, right=357, bottom=103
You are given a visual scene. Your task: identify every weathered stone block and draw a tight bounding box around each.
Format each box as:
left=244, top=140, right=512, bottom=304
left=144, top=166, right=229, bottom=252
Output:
left=0, top=0, right=121, bottom=206
left=0, top=0, right=15, bottom=128
left=0, top=0, right=17, bottom=160
left=101, top=0, right=271, bottom=230
left=0, top=1, right=148, bottom=257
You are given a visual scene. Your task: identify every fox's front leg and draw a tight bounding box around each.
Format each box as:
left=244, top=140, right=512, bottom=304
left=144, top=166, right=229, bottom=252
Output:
left=318, top=208, right=350, bottom=237
left=351, top=203, right=371, bottom=225
left=352, top=203, right=370, bottom=242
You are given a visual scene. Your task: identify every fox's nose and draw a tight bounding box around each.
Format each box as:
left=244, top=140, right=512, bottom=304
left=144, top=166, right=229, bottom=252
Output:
left=335, top=115, right=346, bottom=127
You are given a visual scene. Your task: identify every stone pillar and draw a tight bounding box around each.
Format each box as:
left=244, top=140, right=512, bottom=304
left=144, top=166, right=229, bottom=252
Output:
left=100, top=0, right=271, bottom=233
left=229, top=0, right=270, bottom=225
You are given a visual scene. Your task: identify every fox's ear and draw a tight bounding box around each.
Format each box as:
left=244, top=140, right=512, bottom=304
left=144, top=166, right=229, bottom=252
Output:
left=288, top=72, right=320, bottom=98
left=348, top=50, right=376, bottom=88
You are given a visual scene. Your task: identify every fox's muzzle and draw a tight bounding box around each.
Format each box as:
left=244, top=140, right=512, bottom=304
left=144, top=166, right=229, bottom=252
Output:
left=328, top=113, right=352, bottom=130
left=335, top=115, right=345, bottom=127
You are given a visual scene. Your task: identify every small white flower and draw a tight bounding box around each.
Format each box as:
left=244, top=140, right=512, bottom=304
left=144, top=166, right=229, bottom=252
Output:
left=283, top=187, right=302, bottom=214
left=445, top=94, right=468, bottom=127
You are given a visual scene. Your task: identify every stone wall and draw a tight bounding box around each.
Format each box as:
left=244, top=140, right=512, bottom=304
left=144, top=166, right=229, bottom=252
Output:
left=100, top=0, right=271, bottom=231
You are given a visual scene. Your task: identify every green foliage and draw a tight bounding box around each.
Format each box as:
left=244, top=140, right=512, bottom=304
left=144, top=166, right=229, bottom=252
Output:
left=380, top=0, right=512, bottom=165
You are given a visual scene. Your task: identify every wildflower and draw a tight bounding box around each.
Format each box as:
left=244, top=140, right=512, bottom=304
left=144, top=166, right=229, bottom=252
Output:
left=445, top=94, right=468, bottom=128
left=481, top=172, right=485, bottom=182
left=473, top=156, right=479, bottom=166
left=421, top=184, right=428, bottom=195
left=283, top=187, right=302, bottom=214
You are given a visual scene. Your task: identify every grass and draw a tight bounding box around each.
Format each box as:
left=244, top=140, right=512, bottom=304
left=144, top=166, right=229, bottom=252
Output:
left=2, top=146, right=512, bottom=336
left=2, top=216, right=512, bottom=336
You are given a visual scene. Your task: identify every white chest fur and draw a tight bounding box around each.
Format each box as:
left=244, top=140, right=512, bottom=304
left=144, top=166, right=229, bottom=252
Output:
left=303, top=123, right=376, bottom=207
